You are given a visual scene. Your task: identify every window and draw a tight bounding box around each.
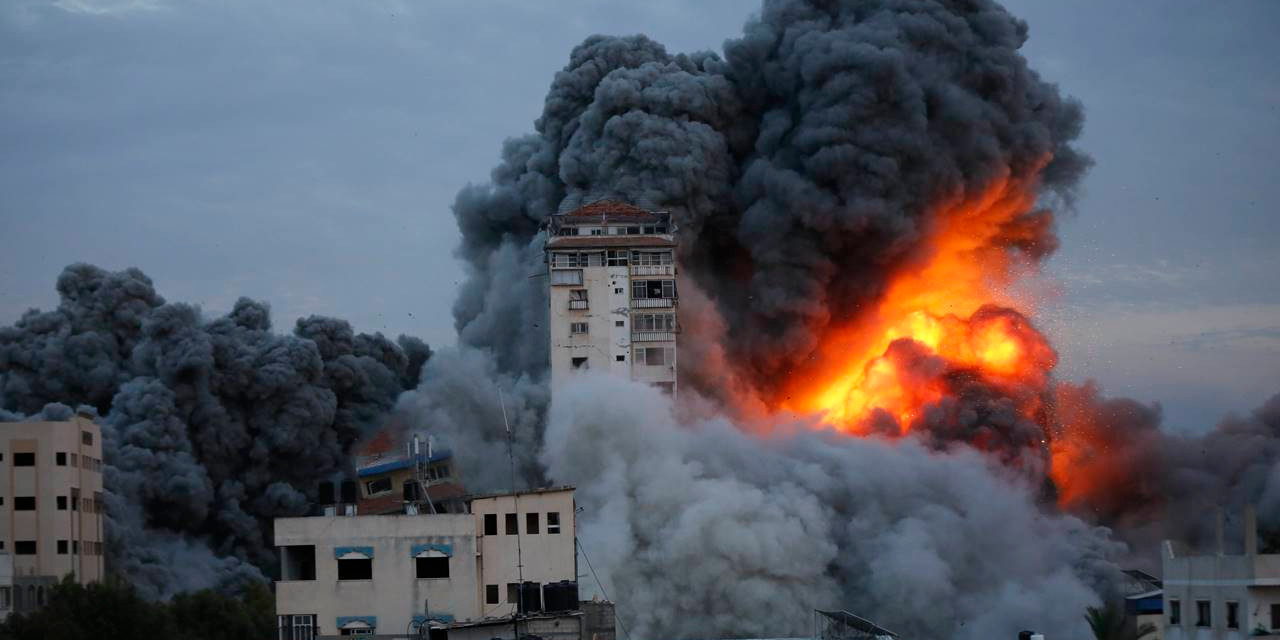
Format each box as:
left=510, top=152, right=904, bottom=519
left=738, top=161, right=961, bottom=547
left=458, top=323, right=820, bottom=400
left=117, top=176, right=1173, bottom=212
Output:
left=636, top=347, right=674, bottom=366
left=282, top=545, right=316, bottom=581
left=571, top=357, right=588, bottom=369
left=278, top=614, right=317, bottom=640
left=71, top=488, right=79, bottom=511
left=615, top=320, right=624, bottom=327
left=1271, top=603, right=1280, bottom=630
left=616, top=355, right=625, bottom=362
left=363, top=477, right=392, bottom=496
left=82, top=431, right=93, bottom=445
left=614, top=288, right=623, bottom=295
left=416, top=557, right=449, bottom=579
left=547, top=512, right=561, bottom=534
left=590, top=228, right=603, bottom=236
left=570, top=322, right=588, bottom=335
left=484, top=514, right=498, bottom=536
left=527, top=512, right=540, bottom=534
left=57, top=540, right=68, bottom=555
left=1196, top=600, right=1210, bottom=627
left=631, top=279, right=676, bottom=299
left=569, top=289, right=587, bottom=301
left=550, top=269, right=583, bottom=286
left=485, top=584, right=500, bottom=605
left=337, top=558, right=372, bottom=580
left=0, top=587, right=9, bottom=609
left=631, top=250, right=672, bottom=265
left=13, top=453, right=34, bottom=467
left=507, top=582, right=520, bottom=603
left=14, top=497, right=35, bottom=511
left=505, top=513, right=518, bottom=535
left=56, top=452, right=66, bottom=466
left=634, top=313, right=675, bottom=332
left=606, top=250, right=628, bottom=266
left=15, top=541, right=35, bottom=555
left=626, top=226, right=640, bottom=235
left=73, top=541, right=79, bottom=554
left=1227, top=601, right=1239, bottom=629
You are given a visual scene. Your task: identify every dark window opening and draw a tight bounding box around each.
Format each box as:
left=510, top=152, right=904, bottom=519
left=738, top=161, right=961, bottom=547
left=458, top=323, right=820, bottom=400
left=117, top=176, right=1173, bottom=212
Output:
left=55, top=452, right=66, bottom=466
left=526, top=512, right=540, bottom=534
left=13, top=453, right=34, bottom=467
left=57, top=496, right=66, bottom=510
left=403, top=481, right=420, bottom=502
left=364, top=477, right=392, bottom=496
left=571, top=357, right=588, bottom=369
left=282, top=545, right=316, bottom=581
left=57, top=540, right=68, bottom=555
left=505, top=513, right=518, bottom=535
left=337, top=558, right=372, bottom=581
left=15, top=541, right=35, bottom=555
left=1196, top=600, right=1210, bottom=627
left=483, top=513, right=498, bottom=536
left=485, top=584, right=499, bottom=604
left=82, top=431, right=93, bottom=445
left=1228, top=601, right=1239, bottom=629
left=616, top=355, right=625, bottom=362
left=14, top=497, right=35, bottom=511
left=547, top=512, right=561, bottom=534
left=416, top=556, right=449, bottom=579
left=1271, top=603, right=1280, bottom=630
left=507, top=583, right=520, bottom=603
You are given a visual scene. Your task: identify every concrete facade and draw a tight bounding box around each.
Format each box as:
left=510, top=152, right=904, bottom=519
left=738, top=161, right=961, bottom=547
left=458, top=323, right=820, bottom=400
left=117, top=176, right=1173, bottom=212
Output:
left=0, top=416, right=104, bottom=609
left=545, top=201, right=677, bottom=396
left=273, top=487, right=577, bottom=640
left=1163, top=509, right=1280, bottom=639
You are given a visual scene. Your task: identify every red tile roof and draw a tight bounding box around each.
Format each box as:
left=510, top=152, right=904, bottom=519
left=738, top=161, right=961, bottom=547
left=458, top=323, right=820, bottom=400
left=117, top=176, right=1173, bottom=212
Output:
left=562, top=200, right=654, bottom=218
left=547, top=236, right=675, bottom=248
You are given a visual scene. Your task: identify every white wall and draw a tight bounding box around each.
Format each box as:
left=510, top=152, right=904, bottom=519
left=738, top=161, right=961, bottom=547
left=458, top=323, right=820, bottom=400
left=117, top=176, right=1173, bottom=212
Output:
left=471, top=489, right=577, bottom=615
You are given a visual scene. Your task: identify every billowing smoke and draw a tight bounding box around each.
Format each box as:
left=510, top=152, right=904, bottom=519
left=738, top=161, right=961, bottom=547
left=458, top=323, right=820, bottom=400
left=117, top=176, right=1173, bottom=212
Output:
left=1053, top=382, right=1280, bottom=562
left=0, top=263, right=429, bottom=598
left=544, top=375, right=1121, bottom=640
left=397, top=0, right=1125, bottom=636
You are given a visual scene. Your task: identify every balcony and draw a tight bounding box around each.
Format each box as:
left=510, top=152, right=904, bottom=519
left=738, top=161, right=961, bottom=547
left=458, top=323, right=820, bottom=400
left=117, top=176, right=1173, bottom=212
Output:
left=632, top=298, right=674, bottom=308
left=550, top=269, right=583, bottom=286
left=632, top=331, right=676, bottom=342
left=568, top=300, right=588, bottom=310
left=631, top=264, right=674, bottom=276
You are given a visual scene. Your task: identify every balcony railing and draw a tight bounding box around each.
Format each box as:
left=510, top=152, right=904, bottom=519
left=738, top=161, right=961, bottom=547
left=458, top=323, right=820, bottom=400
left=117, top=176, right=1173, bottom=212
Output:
left=568, top=300, right=588, bottom=310
left=631, top=264, right=674, bottom=276
left=632, top=331, right=676, bottom=342
left=632, top=298, right=674, bottom=308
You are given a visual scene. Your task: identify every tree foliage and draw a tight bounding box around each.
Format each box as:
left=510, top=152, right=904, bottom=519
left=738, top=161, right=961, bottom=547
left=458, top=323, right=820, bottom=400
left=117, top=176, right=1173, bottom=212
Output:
left=0, top=576, right=274, bottom=640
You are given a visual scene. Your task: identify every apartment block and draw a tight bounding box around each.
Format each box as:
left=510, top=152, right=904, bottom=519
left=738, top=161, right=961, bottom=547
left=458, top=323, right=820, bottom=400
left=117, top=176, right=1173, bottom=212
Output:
left=0, top=415, right=105, bottom=613
left=545, top=200, right=678, bottom=395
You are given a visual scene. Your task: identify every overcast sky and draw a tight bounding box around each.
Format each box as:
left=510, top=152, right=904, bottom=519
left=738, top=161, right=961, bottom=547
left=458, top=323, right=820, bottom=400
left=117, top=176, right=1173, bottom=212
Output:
left=1, top=0, right=1276, bottom=432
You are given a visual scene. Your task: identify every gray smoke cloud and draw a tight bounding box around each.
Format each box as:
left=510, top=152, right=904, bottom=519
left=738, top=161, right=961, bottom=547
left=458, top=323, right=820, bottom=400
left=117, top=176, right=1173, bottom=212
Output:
left=1053, top=382, right=1280, bottom=565
left=0, top=263, right=429, bottom=598
left=393, top=0, right=1119, bottom=635
left=544, top=375, right=1120, bottom=640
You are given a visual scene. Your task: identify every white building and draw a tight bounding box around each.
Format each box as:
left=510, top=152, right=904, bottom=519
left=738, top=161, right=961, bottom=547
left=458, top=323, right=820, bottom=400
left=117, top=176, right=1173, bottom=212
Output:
left=545, top=200, right=678, bottom=395
left=0, top=415, right=105, bottom=613
left=1163, top=507, right=1280, bottom=639
left=274, top=486, right=580, bottom=640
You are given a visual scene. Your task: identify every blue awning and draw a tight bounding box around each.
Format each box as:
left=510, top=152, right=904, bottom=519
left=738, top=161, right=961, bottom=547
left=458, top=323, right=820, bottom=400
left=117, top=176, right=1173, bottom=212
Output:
left=334, top=546, right=374, bottom=559
left=411, top=543, right=453, bottom=557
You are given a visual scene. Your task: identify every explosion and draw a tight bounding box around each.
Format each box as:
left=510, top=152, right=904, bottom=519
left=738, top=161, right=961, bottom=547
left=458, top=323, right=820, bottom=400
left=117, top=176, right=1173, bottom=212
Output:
left=781, top=166, right=1058, bottom=438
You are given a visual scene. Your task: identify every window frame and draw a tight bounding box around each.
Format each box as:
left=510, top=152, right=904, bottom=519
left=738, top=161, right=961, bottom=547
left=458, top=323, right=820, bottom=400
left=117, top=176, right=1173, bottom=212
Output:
left=415, top=556, right=449, bottom=580
left=526, top=512, right=540, bottom=534
left=336, top=558, right=373, bottom=581
left=363, top=477, right=392, bottom=497
left=1169, top=599, right=1180, bottom=625
left=547, top=512, right=561, bottom=534
left=1196, top=599, right=1210, bottom=627
left=505, top=513, right=519, bottom=535
left=1227, top=600, right=1239, bottom=629
left=485, top=584, right=500, bottom=605
left=483, top=513, right=498, bottom=536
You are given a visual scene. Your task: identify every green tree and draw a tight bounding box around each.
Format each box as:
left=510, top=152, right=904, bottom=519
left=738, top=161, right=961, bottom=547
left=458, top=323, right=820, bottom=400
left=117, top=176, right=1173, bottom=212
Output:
left=0, top=576, right=273, bottom=640
left=1084, top=602, right=1156, bottom=640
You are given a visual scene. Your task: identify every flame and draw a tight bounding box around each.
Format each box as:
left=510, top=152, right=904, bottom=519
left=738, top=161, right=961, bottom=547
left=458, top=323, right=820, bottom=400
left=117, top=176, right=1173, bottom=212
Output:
left=780, top=164, right=1057, bottom=436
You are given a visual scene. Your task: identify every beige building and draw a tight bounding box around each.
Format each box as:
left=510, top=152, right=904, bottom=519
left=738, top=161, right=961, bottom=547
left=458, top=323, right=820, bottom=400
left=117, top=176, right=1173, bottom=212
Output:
left=1163, top=507, right=1280, bottom=639
left=545, top=200, right=678, bottom=395
left=274, top=486, right=578, bottom=639
left=0, top=415, right=105, bottom=612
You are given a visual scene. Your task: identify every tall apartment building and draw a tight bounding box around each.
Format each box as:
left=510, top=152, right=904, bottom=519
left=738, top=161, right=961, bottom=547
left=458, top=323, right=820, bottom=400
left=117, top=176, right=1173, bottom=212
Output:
left=273, top=487, right=580, bottom=639
left=0, top=415, right=105, bottom=613
left=545, top=200, right=678, bottom=395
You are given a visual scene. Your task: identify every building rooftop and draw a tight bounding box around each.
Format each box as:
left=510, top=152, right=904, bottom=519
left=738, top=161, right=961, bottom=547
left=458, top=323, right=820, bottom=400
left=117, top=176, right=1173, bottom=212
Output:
left=546, top=235, right=675, bottom=249
left=466, top=485, right=575, bottom=502
left=561, top=199, right=654, bottom=219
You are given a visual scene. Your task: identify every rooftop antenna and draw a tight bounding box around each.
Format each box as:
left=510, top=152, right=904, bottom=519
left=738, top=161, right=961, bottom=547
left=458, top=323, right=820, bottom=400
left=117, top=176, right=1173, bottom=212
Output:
left=500, top=387, right=526, bottom=639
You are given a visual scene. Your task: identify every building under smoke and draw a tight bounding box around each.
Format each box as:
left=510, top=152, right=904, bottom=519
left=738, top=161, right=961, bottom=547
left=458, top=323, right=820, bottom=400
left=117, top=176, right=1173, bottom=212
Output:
left=545, top=200, right=678, bottom=396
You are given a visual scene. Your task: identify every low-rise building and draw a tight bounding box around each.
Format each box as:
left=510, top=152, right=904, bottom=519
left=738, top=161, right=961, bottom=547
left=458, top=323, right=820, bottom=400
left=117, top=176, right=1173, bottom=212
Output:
left=355, top=431, right=465, bottom=516
left=1162, top=507, right=1280, bottom=639
left=0, top=414, right=105, bottom=614
left=274, top=486, right=588, bottom=640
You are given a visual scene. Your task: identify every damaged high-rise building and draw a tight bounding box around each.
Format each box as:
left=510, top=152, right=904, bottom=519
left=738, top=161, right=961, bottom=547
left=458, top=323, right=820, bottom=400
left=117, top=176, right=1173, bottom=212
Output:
left=545, top=201, right=677, bottom=395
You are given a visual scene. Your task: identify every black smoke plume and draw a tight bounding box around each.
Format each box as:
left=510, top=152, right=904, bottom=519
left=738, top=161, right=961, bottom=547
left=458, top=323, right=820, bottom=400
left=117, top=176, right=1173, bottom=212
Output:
left=0, top=263, right=429, bottom=598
